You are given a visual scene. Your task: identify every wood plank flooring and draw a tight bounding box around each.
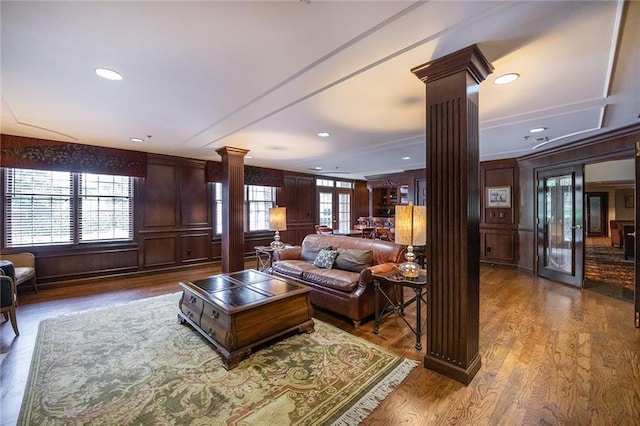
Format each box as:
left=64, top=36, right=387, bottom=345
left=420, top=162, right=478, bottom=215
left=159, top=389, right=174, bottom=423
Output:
left=1, top=263, right=639, bottom=425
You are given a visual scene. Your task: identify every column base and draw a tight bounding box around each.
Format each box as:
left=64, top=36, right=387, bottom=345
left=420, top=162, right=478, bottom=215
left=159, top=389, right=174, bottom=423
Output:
left=423, top=352, right=481, bottom=385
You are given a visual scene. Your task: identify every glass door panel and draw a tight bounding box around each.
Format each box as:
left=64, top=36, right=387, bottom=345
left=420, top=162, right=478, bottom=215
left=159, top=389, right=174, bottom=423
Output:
left=318, top=191, right=333, bottom=228
left=337, top=191, right=351, bottom=233
left=537, top=166, right=584, bottom=287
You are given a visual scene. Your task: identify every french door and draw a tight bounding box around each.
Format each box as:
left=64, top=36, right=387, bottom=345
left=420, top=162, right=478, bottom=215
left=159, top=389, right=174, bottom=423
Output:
left=537, top=165, right=584, bottom=287
left=318, top=189, right=352, bottom=233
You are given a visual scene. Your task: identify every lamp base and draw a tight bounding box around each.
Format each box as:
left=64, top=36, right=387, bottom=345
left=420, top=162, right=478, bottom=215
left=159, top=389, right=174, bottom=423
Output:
left=270, top=230, right=285, bottom=250
left=398, top=260, right=420, bottom=278
left=270, top=240, right=285, bottom=250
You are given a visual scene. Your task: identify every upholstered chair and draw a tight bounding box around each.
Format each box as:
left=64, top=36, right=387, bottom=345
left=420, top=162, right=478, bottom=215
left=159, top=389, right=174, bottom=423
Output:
left=0, top=253, right=38, bottom=293
left=0, top=273, right=19, bottom=336
left=314, top=225, right=333, bottom=235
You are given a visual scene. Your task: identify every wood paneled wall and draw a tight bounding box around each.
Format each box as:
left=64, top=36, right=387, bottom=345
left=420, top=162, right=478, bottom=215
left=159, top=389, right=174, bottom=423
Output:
left=277, top=173, right=316, bottom=245
left=9, top=152, right=353, bottom=287
left=138, top=154, right=212, bottom=270
left=480, top=158, right=519, bottom=266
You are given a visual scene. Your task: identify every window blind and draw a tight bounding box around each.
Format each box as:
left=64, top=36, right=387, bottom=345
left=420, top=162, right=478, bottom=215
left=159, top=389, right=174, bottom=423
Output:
left=5, top=169, right=73, bottom=246
left=79, top=173, right=133, bottom=242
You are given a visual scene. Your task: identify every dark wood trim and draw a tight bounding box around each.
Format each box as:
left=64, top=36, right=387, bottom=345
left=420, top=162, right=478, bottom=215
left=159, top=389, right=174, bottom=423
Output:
left=0, top=134, right=148, bottom=177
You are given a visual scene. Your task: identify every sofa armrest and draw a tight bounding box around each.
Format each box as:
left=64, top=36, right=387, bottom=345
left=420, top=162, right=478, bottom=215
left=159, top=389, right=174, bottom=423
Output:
left=273, top=246, right=302, bottom=262
left=367, top=262, right=399, bottom=276
left=350, top=262, right=400, bottom=298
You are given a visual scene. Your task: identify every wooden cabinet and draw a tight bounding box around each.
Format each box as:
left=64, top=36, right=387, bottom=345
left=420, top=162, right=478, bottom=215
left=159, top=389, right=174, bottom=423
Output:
left=375, top=187, right=398, bottom=217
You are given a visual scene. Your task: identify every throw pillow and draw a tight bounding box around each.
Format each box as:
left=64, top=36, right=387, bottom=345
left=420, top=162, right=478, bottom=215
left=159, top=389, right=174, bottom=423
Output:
left=301, top=244, right=332, bottom=262
left=334, top=248, right=374, bottom=272
left=313, top=248, right=339, bottom=269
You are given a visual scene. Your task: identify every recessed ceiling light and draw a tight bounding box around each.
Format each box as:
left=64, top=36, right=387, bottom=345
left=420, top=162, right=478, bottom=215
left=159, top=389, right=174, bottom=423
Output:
left=95, top=68, right=123, bottom=81
left=314, top=166, right=323, bottom=170
left=494, top=73, right=519, bottom=85
left=129, top=137, right=144, bottom=142
left=402, top=156, right=411, bottom=160
left=317, top=132, right=330, bottom=138
left=529, top=127, right=547, bottom=133
left=245, top=155, right=253, bottom=159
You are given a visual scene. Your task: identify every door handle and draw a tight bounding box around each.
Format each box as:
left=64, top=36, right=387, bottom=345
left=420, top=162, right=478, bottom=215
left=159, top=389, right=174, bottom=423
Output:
left=571, top=225, right=582, bottom=230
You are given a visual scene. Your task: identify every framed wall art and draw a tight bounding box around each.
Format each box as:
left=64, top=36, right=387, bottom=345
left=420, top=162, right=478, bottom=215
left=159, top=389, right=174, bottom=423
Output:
left=486, top=186, right=511, bottom=208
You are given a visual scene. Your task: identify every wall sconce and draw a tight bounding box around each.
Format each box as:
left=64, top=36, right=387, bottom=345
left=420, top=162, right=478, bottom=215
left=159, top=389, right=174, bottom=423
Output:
left=394, top=202, right=426, bottom=277
left=268, top=206, right=287, bottom=250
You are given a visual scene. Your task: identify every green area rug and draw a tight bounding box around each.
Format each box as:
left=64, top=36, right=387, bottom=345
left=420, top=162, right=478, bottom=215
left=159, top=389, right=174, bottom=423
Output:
left=19, top=293, right=418, bottom=425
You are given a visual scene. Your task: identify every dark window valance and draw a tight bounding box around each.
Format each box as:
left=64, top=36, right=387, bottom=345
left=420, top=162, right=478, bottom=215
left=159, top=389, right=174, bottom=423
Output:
left=206, top=161, right=284, bottom=187
left=0, top=134, right=147, bottom=177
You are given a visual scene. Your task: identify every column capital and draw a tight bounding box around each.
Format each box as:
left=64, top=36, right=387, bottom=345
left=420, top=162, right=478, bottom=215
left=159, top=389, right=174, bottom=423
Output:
left=216, top=146, right=250, bottom=158
left=411, top=44, right=494, bottom=84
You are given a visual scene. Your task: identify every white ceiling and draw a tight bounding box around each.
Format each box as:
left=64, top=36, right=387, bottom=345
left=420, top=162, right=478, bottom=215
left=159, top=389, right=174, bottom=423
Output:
left=2, top=1, right=639, bottom=180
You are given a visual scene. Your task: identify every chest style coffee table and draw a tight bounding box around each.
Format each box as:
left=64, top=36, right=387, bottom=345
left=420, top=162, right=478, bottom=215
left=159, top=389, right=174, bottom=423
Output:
left=178, top=269, right=314, bottom=370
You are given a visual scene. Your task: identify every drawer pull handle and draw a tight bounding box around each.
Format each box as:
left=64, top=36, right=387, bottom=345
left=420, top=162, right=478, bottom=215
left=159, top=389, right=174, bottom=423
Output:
left=212, top=311, right=219, bottom=319
left=189, top=295, right=197, bottom=304
left=208, top=328, right=216, bottom=337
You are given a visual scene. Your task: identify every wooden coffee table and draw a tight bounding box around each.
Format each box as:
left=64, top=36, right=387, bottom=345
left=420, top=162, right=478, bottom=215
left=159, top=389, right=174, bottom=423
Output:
left=178, top=269, right=314, bottom=370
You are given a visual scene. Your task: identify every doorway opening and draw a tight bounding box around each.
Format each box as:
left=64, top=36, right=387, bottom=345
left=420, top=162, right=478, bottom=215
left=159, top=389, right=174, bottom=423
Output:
left=583, top=159, right=634, bottom=302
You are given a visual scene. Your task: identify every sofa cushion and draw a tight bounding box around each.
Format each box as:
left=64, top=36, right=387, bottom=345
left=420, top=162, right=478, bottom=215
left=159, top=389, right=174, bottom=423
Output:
left=301, top=234, right=404, bottom=265
left=302, top=268, right=360, bottom=292
left=313, top=248, right=339, bottom=269
left=334, top=248, right=373, bottom=272
left=301, top=244, right=332, bottom=262
left=272, top=260, right=317, bottom=279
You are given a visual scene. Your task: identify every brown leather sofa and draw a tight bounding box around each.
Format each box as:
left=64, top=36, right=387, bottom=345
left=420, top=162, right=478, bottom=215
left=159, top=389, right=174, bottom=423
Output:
left=610, top=220, right=634, bottom=248
left=272, top=234, right=405, bottom=327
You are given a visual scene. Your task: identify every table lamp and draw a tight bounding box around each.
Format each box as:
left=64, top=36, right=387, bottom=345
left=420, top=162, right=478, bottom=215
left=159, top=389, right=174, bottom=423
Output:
left=268, top=206, right=287, bottom=250
left=394, top=201, right=426, bottom=277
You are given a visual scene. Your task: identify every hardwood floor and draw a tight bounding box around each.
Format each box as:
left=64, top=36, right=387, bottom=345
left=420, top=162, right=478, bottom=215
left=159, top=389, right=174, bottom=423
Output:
left=1, top=263, right=639, bottom=425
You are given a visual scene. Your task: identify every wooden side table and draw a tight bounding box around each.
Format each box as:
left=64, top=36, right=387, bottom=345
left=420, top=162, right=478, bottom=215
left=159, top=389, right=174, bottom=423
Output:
left=254, top=245, right=293, bottom=272
left=372, top=269, right=427, bottom=350
left=254, top=246, right=275, bottom=272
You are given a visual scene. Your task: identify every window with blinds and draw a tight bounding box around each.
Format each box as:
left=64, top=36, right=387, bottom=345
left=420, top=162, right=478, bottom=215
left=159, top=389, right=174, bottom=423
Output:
left=212, top=184, right=276, bottom=234
left=79, top=173, right=133, bottom=242
left=4, top=168, right=133, bottom=247
left=5, top=169, right=73, bottom=247
left=246, top=185, right=276, bottom=231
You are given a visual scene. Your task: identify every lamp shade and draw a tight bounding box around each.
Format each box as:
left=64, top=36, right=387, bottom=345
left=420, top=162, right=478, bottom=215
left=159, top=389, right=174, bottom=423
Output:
left=268, top=206, right=287, bottom=231
left=394, top=203, right=426, bottom=246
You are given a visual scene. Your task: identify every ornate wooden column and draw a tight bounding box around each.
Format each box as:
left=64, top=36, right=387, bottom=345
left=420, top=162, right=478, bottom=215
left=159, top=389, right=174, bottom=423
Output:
left=216, top=146, right=249, bottom=273
left=411, top=45, right=493, bottom=384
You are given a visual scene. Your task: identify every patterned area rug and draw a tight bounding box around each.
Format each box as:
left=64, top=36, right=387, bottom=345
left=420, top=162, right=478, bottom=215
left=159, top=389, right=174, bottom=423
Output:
left=19, top=293, right=418, bottom=425
left=584, top=237, right=634, bottom=301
